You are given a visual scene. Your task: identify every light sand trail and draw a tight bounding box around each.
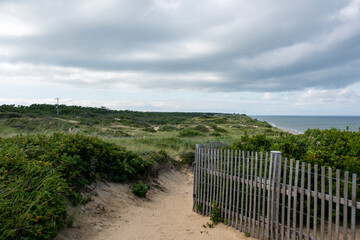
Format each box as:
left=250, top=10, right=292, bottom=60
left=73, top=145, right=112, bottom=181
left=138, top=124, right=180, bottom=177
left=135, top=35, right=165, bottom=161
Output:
left=57, top=168, right=255, bottom=240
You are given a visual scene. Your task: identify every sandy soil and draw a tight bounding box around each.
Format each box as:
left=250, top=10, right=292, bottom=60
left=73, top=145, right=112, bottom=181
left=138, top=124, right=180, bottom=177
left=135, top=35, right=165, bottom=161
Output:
left=57, top=168, right=255, bottom=240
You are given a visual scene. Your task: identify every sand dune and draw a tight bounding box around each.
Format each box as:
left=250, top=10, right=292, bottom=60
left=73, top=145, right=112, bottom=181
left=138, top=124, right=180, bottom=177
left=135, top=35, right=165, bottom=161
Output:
left=57, top=168, right=254, bottom=240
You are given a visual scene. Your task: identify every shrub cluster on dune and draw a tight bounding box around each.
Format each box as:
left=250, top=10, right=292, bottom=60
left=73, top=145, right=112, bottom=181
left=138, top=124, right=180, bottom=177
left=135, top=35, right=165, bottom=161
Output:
left=0, top=133, right=158, bottom=239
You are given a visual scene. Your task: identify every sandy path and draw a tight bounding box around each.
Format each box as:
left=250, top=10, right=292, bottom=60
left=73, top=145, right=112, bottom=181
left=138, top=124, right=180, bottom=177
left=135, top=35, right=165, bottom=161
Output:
left=57, top=168, right=255, bottom=240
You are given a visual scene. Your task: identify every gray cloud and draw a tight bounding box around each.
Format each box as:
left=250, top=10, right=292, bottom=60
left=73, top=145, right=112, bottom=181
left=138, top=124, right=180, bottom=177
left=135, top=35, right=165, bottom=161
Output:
left=1, top=0, right=360, bottom=92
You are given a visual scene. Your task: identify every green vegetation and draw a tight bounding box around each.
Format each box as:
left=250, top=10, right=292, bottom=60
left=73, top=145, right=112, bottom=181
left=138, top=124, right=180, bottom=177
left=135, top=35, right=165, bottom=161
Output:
left=131, top=181, right=150, bottom=198
left=0, top=104, right=283, bottom=157
left=201, top=202, right=225, bottom=230
left=0, top=133, right=163, bottom=239
left=210, top=202, right=223, bottom=224
left=230, top=128, right=360, bottom=211
left=179, top=128, right=204, bottom=137
left=179, top=151, right=196, bottom=165
left=196, top=204, right=203, bottom=214
left=231, top=128, right=360, bottom=176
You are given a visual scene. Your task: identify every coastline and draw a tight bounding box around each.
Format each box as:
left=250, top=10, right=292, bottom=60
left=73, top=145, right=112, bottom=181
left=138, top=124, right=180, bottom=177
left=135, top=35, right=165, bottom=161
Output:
left=278, top=127, right=302, bottom=135
left=253, top=116, right=302, bottom=135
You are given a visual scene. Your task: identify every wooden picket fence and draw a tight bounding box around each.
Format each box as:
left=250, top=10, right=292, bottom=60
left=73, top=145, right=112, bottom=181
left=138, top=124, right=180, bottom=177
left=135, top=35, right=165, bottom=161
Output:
left=192, top=144, right=360, bottom=240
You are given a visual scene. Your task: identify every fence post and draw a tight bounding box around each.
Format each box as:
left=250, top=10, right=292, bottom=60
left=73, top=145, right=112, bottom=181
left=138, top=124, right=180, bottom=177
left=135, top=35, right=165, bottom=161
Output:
left=271, top=151, right=282, bottom=240
left=193, top=144, right=202, bottom=211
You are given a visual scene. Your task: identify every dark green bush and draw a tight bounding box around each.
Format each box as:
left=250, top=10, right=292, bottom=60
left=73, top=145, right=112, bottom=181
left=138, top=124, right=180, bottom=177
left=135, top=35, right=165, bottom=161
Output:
left=158, top=125, right=177, bottom=131
left=210, top=202, right=223, bottom=224
left=193, top=125, right=209, bottom=133
left=231, top=128, right=360, bottom=177
left=179, top=151, right=195, bottom=164
left=0, top=133, right=152, bottom=239
left=179, top=129, right=204, bottom=137
left=214, top=127, right=227, bottom=133
left=210, top=132, right=221, bottom=137
left=231, top=134, right=272, bottom=152
left=131, top=181, right=150, bottom=198
left=143, top=127, right=156, bottom=133
left=140, top=150, right=169, bottom=164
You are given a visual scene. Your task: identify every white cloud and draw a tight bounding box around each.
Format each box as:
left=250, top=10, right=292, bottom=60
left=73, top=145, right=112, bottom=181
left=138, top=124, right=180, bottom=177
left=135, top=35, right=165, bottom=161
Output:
left=0, top=13, right=36, bottom=36
left=339, top=0, right=360, bottom=21
left=263, top=93, right=272, bottom=100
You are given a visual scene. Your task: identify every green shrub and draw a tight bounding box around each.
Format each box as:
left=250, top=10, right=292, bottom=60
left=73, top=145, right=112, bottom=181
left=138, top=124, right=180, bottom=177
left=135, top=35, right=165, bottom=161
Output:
left=193, top=125, right=209, bottom=133
left=179, top=151, right=195, bottom=164
left=0, top=152, right=68, bottom=240
left=141, top=150, right=169, bottom=164
left=210, top=132, right=221, bottom=137
left=207, top=123, right=218, bottom=130
left=131, top=181, right=150, bottom=198
left=0, top=133, right=153, bottom=239
left=158, top=125, right=177, bottom=131
left=214, top=127, right=227, bottom=133
left=143, top=127, right=156, bottom=133
left=210, top=202, right=223, bottom=224
left=179, top=129, right=204, bottom=137
left=196, top=204, right=203, bottom=214
left=231, top=134, right=271, bottom=152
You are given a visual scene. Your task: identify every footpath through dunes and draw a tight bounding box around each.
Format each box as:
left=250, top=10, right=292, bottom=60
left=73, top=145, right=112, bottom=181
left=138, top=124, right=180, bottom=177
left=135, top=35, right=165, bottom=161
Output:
left=57, top=168, right=255, bottom=240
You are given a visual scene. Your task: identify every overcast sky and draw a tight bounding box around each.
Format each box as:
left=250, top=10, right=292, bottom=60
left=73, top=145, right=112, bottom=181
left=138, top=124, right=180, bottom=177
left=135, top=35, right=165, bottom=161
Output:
left=1, top=0, right=360, bottom=115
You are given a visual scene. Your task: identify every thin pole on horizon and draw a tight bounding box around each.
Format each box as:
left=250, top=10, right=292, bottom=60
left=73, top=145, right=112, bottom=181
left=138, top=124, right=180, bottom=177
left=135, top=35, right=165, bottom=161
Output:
left=55, top=97, right=59, bottom=116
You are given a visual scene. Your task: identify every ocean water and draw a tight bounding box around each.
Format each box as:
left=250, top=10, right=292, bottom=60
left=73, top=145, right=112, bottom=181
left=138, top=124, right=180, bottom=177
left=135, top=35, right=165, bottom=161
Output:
left=251, top=116, right=360, bottom=134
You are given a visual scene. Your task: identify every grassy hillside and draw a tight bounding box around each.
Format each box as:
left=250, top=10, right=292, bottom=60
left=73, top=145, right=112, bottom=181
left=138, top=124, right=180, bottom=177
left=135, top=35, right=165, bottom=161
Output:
left=0, top=104, right=285, bottom=156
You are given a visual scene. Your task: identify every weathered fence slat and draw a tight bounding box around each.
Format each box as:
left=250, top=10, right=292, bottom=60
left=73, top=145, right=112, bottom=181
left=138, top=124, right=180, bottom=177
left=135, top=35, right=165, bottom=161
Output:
left=235, top=150, right=241, bottom=230
left=228, top=150, right=234, bottom=226
left=197, top=146, right=202, bottom=211
left=252, top=152, right=258, bottom=237
left=249, top=152, right=254, bottom=235
left=335, top=169, right=340, bottom=240
left=220, top=149, right=225, bottom=218
left=306, top=163, right=311, bottom=240
left=220, top=149, right=225, bottom=219
left=206, top=147, right=211, bottom=216
left=299, top=162, right=305, bottom=236
left=231, top=150, right=237, bottom=227
left=274, top=152, right=282, bottom=240
left=320, top=166, right=325, bottom=240
left=193, top=145, right=198, bottom=211
left=266, top=152, right=274, bottom=240
left=261, top=152, right=269, bottom=240
left=257, top=152, right=263, bottom=240
left=351, top=173, right=357, bottom=240
left=225, top=150, right=230, bottom=221
left=286, top=158, right=293, bottom=240
left=328, top=167, right=333, bottom=240
left=292, top=161, right=300, bottom=240
left=215, top=149, right=220, bottom=207
left=201, top=147, right=205, bottom=214
left=281, top=157, right=288, bottom=240
left=314, top=165, right=318, bottom=240
left=208, top=148, right=213, bottom=216
left=239, top=150, right=245, bottom=232
left=244, top=152, right=250, bottom=233
left=343, top=171, right=349, bottom=240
